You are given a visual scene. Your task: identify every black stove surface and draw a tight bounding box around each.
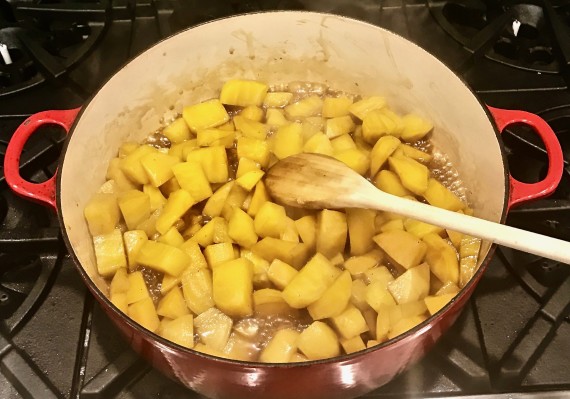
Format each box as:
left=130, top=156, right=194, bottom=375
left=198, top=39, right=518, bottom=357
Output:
left=1, top=1, right=570, bottom=398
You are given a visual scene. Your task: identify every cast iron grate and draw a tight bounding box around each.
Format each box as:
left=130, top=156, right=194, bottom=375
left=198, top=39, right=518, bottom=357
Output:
left=0, top=0, right=109, bottom=96
left=428, top=0, right=570, bottom=74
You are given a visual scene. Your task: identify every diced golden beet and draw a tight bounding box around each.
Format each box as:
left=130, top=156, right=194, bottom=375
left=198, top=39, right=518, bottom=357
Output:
left=276, top=218, right=296, bottom=244
left=383, top=108, right=405, bottom=134
left=459, top=235, right=481, bottom=287
left=285, top=95, right=323, bottom=119
left=251, top=238, right=310, bottom=269
left=267, top=259, right=298, bottom=290
left=334, top=148, right=369, bottom=175
left=118, top=141, right=139, bottom=158
left=316, top=209, right=347, bottom=259
left=259, top=328, right=300, bottom=363
left=143, top=185, right=167, bottom=211
left=329, top=252, right=345, bottom=267
left=163, top=117, right=191, bottom=144
left=387, top=315, right=427, bottom=340
left=404, top=219, right=444, bottom=239
left=322, top=96, right=353, bottom=118
left=181, top=266, right=214, bottom=314
left=220, top=79, right=268, bottom=107
left=400, top=114, right=433, bottom=142
left=186, top=146, right=228, bottom=183
left=362, top=308, right=378, bottom=339
left=340, top=335, right=366, bottom=354
left=373, top=170, right=411, bottom=198
left=107, top=158, right=137, bottom=191
left=423, top=233, right=459, bottom=285
left=435, top=281, right=460, bottom=296
left=128, top=297, right=160, bottom=332
left=97, top=180, right=117, bottom=195
left=191, top=217, right=231, bottom=247
left=272, top=123, right=304, bottom=159
left=179, top=240, right=208, bottom=269
left=221, top=184, right=249, bottom=221
left=303, top=132, right=334, bottom=156
left=253, top=288, right=297, bottom=317
left=375, top=307, right=392, bottom=342
left=364, top=265, right=394, bottom=286
left=156, top=226, right=184, bottom=247
left=93, top=229, right=127, bottom=277
left=447, top=226, right=464, bottom=249
left=264, top=92, right=293, bottom=108
left=136, top=209, right=159, bottom=238
left=394, top=144, right=432, bottom=163
left=196, top=128, right=235, bottom=148
left=160, top=314, right=194, bottom=348
left=84, top=193, right=120, bottom=236
left=367, top=339, right=380, bottom=348
left=387, top=263, right=430, bottom=305
left=362, top=109, right=392, bottom=143
left=325, top=116, right=355, bottom=139
left=110, top=268, right=130, bottom=296
left=155, top=189, right=195, bottom=235
left=388, top=155, right=429, bottom=195
left=423, top=178, right=465, bottom=211
left=237, top=136, right=270, bottom=168
left=117, top=190, right=150, bottom=230
left=218, top=120, right=235, bottom=131
left=240, top=105, right=264, bottom=122
left=183, top=99, right=229, bottom=132
left=236, top=158, right=260, bottom=178
left=203, top=181, right=234, bottom=218
left=227, top=208, right=258, bottom=248
left=140, top=152, right=179, bottom=187
left=331, top=304, right=369, bottom=339
left=120, top=145, right=158, bottom=186
left=374, top=229, right=427, bottom=270
left=125, top=271, right=150, bottom=304
left=369, top=135, right=401, bottom=177
left=123, top=230, right=147, bottom=271
left=254, top=201, right=287, bottom=238
left=157, top=286, right=189, bottom=319
left=110, top=292, right=128, bottom=313
left=366, top=281, right=397, bottom=311
left=331, top=134, right=357, bottom=153
left=297, top=321, right=340, bottom=360
left=194, top=343, right=225, bottom=357
left=204, top=243, right=236, bottom=268
left=194, top=307, right=233, bottom=351
left=246, top=181, right=270, bottom=218
left=350, top=279, right=369, bottom=310
left=171, top=161, right=213, bottom=202
left=233, top=115, right=268, bottom=140
left=346, top=208, right=376, bottom=256
left=169, top=140, right=198, bottom=161
left=236, top=170, right=265, bottom=192
left=380, top=218, right=404, bottom=233
left=160, top=177, right=181, bottom=197
left=136, top=241, right=190, bottom=276
left=266, top=108, right=289, bottom=127
left=282, top=253, right=340, bottom=308
left=349, top=96, right=386, bottom=120
left=344, top=254, right=379, bottom=277
left=307, top=270, right=351, bottom=320
left=424, top=293, right=455, bottom=316
left=223, top=332, right=257, bottom=361
left=240, top=249, right=271, bottom=287
left=294, top=215, right=317, bottom=251
left=212, top=258, right=254, bottom=317
left=160, top=273, right=180, bottom=295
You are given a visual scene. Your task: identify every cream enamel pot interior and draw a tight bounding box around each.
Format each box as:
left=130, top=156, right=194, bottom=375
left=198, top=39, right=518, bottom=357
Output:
left=3, top=11, right=564, bottom=399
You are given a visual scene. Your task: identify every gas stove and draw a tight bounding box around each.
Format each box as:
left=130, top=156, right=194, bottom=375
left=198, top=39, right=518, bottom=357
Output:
left=1, top=1, right=569, bottom=398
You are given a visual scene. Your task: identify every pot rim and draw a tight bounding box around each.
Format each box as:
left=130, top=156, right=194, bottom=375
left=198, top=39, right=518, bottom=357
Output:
left=56, top=10, right=510, bottom=368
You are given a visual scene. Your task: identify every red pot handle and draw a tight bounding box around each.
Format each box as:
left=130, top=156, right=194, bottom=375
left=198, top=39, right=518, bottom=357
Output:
left=488, top=106, right=564, bottom=209
left=3, top=108, right=81, bottom=211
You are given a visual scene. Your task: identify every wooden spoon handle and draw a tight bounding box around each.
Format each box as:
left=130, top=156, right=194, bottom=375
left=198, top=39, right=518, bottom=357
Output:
left=354, top=188, right=570, bottom=265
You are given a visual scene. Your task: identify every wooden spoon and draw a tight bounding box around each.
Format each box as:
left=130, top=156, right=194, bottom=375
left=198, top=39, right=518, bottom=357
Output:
left=265, top=153, right=570, bottom=265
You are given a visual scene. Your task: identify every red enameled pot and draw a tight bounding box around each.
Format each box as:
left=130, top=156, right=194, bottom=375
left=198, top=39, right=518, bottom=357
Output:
left=3, top=11, right=564, bottom=399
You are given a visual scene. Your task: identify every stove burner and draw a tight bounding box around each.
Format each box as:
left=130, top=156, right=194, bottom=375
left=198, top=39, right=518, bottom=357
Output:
left=429, top=0, right=570, bottom=74
left=0, top=0, right=109, bottom=96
